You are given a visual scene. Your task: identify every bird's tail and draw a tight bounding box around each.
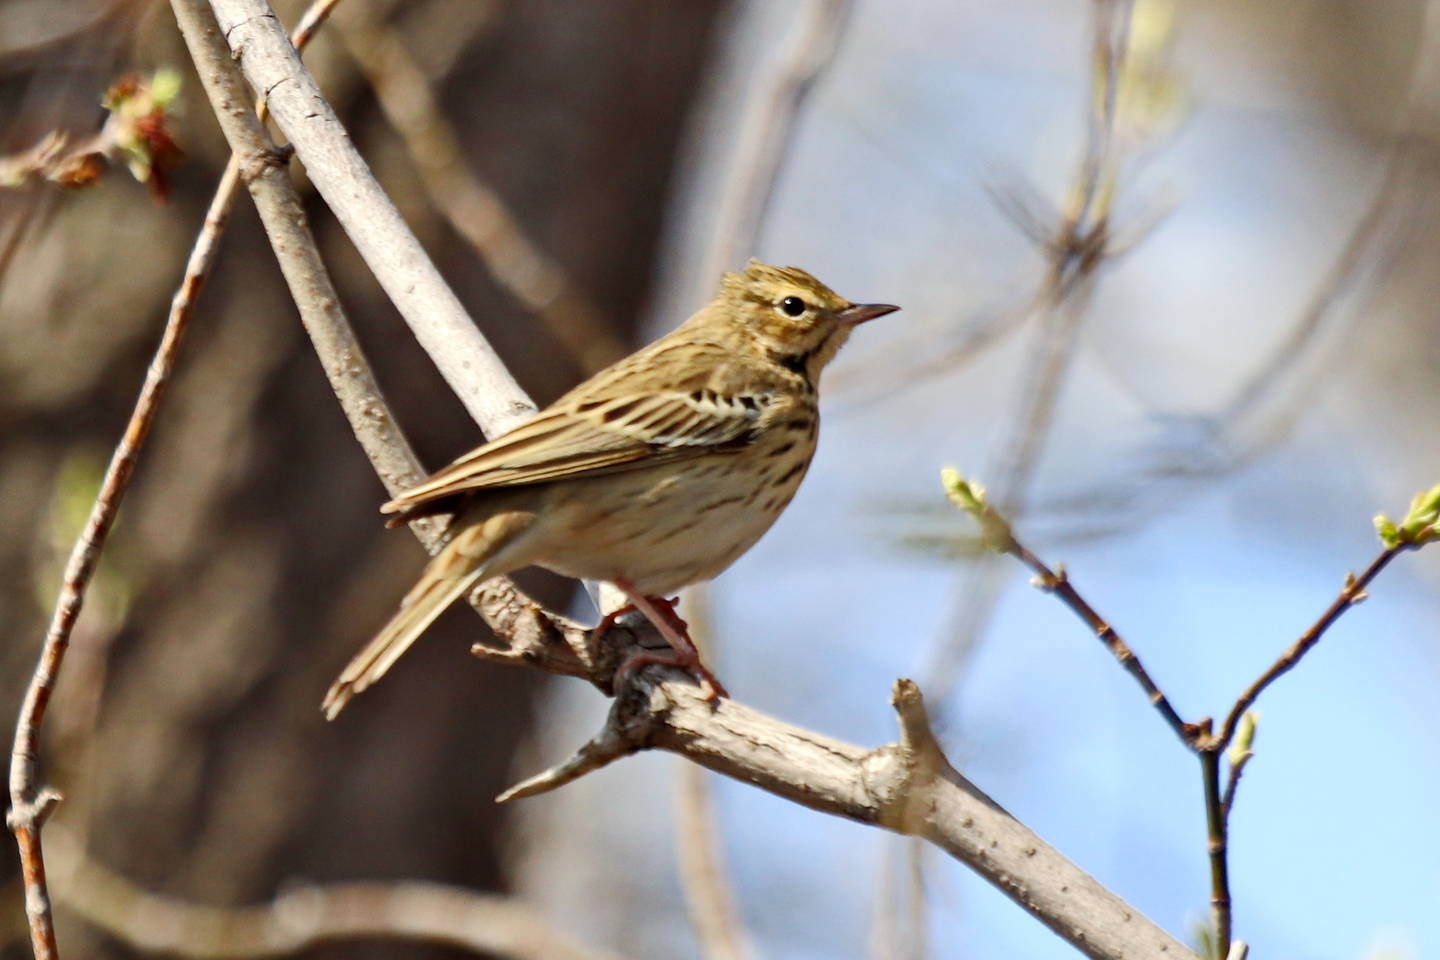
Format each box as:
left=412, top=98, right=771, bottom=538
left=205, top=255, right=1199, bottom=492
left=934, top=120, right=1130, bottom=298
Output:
left=322, top=511, right=532, bottom=719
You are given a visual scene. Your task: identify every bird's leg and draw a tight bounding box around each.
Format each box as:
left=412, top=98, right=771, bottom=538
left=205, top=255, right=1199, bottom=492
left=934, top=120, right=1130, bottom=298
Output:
left=590, top=603, right=638, bottom=646
left=610, top=581, right=727, bottom=701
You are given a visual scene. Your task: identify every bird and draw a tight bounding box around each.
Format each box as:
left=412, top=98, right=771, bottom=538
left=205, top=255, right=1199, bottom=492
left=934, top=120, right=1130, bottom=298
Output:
left=322, top=259, right=898, bottom=718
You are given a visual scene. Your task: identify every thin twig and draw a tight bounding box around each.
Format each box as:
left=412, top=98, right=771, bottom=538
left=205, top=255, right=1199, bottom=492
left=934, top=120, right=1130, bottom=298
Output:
left=699, top=0, right=855, bottom=285
left=4, top=8, right=345, bottom=958
left=1199, top=739, right=1230, bottom=954
left=1008, top=536, right=1192, bottom=744
left=655, top=2, right=857, bottom=949
left=924, top=0, right=1135, bottom=704
left=673, top=586, right=753, bottom=960
left=183, top=0, right=574, bottom=680
left=1201, top=534, right=1425, bottom=955
left=1213, top=544, right=1407, bottom=749
left=674, top=765, right=753, bottom=960
left=946, top=470, right=1193, bottom=745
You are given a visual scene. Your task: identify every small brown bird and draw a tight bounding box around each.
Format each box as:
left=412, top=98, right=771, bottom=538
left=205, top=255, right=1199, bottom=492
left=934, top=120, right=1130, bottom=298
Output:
left=323, top=260, right=897, bottom=718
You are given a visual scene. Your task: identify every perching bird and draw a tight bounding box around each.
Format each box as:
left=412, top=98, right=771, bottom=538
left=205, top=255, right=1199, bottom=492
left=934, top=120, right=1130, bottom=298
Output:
left=322, top=260, right=898, bottom=718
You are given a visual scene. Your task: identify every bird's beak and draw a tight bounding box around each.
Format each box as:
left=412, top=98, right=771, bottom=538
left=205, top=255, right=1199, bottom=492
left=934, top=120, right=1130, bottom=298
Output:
left=838, top=302, right=900, bottom=325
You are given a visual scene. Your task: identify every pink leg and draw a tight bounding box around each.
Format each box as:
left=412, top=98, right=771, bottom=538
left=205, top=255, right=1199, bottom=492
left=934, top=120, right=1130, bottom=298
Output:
left=610, top=580, right=727, bottom=700
left=591, top=603, right=637, bottom=646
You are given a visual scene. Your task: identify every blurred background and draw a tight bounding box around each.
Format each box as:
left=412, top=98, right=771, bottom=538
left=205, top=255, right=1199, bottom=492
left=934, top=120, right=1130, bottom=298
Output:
left=2, top=1, right=1439, bottom=958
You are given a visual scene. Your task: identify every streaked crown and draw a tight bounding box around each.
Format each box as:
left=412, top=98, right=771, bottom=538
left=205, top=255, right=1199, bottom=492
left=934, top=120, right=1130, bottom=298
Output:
left=714, top=260, right=897, bottom=378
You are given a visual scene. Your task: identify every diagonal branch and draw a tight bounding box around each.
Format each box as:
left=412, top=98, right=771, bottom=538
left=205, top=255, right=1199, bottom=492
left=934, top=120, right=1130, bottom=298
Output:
left=1212, top=540, right=1414, bottom=750
left=497, top=670, right=1198, bottom=960
left=208, top=0, right=535, bottom=439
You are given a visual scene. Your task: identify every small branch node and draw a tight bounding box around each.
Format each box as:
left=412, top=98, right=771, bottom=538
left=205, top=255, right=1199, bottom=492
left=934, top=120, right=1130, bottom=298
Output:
left=876, top=679, right=957, bottom=833
left=6, top=788, right=63, bottom=831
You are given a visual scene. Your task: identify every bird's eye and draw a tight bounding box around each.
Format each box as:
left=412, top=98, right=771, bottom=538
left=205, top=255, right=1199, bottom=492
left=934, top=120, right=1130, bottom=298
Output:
left=779, top=296, right=807, bottom=317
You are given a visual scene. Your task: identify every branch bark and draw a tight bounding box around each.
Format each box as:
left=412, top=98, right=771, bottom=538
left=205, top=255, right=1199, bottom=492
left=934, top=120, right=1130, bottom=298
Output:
left=207, top=0, right=535, bottom=438
left=498, top=668, right=1197, bottom=960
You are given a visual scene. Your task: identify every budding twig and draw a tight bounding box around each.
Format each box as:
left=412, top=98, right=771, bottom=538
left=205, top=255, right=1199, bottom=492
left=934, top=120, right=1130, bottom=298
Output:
left=941, top=468, right=1193, bottom=745
left=5, top=6, right=345, bottom=958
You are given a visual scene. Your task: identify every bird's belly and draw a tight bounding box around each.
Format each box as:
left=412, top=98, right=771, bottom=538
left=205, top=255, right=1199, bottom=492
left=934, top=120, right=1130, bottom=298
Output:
left=530, top=454, right=810, bottom=596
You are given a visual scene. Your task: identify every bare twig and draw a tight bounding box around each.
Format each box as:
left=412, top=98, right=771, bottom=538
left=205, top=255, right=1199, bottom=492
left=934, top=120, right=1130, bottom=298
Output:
left=653, top=2, right=859, bottom=947
left=699, top=0, right=855, bottom=285
left=944, top=469, right=1192, bottom=746
left=174, top=0, right=437, bottom=502
left=949, top=467, right=1439, bottom=956
left=674, top=765, right=753, bottom=960
left=207, top=0, right=536, bottom=438
left=1198, top=735, right=1230, bottom=952
left=1212, top=542, right=1411, bottom=749
left=1005, top=524, right=1190, bottom=744
left=46, top=830, right=622, bottom=960
left=4, top=8, right=346, bottom=959
left=333, top=1, right=630, bottom=373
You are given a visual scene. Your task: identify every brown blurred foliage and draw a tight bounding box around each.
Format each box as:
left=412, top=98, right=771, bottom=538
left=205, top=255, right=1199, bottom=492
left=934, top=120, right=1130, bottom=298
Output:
left=0, top=1, right=724, bottom=956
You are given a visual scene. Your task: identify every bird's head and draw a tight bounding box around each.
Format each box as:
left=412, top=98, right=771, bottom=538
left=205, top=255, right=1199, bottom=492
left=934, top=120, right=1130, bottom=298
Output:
left=717, top=260, right=898, bottom=379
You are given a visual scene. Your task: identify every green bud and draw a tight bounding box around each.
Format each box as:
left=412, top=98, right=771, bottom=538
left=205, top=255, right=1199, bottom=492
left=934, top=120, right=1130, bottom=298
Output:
left=940, top=467, right=987, bottom=516
left=1375, top=514, right=1400, bottom=549
left=150, top=68, right=183, bottom=108
left=1401, top=483, right=1440, bottom=538
left=1228, top=710, right=1258, bottom=767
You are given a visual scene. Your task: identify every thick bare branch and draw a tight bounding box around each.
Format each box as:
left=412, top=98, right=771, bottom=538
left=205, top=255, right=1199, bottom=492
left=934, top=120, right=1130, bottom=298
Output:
left=207, top=0, right=535, bottom=438
left=497, top=664, right=1198, bottom=960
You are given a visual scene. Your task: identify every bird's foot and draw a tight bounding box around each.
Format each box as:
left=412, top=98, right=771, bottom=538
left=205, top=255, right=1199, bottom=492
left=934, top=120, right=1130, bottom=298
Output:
left=614, top=646, right=728, bottom=701
left=605, top=582, right=725, bottom=701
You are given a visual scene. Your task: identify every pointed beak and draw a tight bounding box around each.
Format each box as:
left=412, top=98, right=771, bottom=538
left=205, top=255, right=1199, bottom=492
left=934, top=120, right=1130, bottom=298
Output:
left=838, top=302, right=900, bottom=326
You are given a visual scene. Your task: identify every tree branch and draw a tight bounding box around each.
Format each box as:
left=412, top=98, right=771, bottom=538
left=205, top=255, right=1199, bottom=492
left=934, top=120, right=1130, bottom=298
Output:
left=942, top=469, right=1193, bottom=745
left=207, top=0, right=536, bottom=439
left=1212, top=544, right=1407, bottom=748
left=497, top=670, right=1197, bottom=960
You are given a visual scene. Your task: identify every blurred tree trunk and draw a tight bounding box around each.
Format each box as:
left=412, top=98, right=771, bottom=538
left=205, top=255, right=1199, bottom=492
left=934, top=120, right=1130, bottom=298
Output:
left=0, top=1, right=726, bottom=957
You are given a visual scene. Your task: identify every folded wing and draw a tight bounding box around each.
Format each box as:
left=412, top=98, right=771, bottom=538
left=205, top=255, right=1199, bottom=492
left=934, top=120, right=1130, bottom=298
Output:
left=381, top=388, right=773, bottom=516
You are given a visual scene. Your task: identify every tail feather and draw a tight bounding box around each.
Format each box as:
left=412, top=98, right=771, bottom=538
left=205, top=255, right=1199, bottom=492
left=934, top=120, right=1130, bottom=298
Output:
left=323, top=512, right=531, bottom=719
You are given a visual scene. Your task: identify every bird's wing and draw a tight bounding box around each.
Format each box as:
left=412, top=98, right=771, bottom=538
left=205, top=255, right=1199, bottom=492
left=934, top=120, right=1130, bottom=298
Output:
left=381, top=388, right=774, bottom=514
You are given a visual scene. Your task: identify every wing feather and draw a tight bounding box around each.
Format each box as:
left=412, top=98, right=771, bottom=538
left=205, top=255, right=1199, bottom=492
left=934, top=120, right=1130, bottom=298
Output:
left=381, top=388, right=774, bottom=514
